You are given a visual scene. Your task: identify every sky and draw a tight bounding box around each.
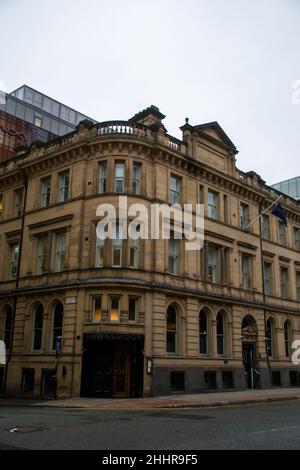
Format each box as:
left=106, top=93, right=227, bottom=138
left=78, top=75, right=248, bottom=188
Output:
left=0, top=0, right=299, bottom=185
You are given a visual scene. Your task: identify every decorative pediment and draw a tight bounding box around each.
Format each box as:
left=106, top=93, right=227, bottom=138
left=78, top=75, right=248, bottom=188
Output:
left=194, top=122, right=237, bottom=151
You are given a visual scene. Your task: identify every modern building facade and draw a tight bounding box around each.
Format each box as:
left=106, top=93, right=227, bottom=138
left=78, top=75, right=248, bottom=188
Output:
left=0, top=105, right=300, bottom=399
left=0, top=85, right=94, bottom=163
left=272, top=177, right=300, bottom=201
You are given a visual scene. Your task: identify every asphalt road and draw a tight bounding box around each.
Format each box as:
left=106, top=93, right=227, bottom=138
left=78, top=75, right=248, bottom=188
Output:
left=0, top=401, right=299, bottom=450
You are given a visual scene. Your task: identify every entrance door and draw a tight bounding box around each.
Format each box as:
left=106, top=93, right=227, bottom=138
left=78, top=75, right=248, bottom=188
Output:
left=243, top=342, right=255, bottom=389
left=113, top=349, right=131, bottom=397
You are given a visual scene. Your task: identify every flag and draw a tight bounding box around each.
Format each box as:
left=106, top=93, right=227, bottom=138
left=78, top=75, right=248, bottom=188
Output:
left=271, top=202, right=287, bottom=226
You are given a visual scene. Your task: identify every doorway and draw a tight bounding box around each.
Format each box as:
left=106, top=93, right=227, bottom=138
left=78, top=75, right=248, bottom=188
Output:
left=81, top=333, right=144, bottom=398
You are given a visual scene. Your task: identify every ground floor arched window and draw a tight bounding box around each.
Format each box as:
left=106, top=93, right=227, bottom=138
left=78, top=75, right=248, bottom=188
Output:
left=166, top=305, right=177, bottom=354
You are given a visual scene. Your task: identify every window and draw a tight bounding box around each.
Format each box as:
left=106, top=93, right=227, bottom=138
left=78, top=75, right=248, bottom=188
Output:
left=278, top=221, right=286, bottom=245
left=95, top=235, right=104, bottom=268
left=0, top=193, right=3, bottom=219
left=199, top=310, right=208, bottom=355
left=167, top=305, right=177, bottom=353
left=280, top=267, right=289, bottom=298
left=129, top=238, right=139, bottom=268
left=99, top=161, right=107, bottom=194
left=168, top=235, right=180, bottom=274
left=10, top=243, right=19, bottom=279
left=261, top=215, right=270, bottom=240
left=52, top=303, right=63, bottom=351
left=59, top=170, right=70, bottom=202
left=216, top=312, right=224, bottom=355
left=14, top=188, right=24, bottom=217
left=242, top=255, right=251, bottom=289
left=207, top=246, right=218, bottom=284
left=128, top=298, right=137, bottom=322
left=222, top=371, right=234, bottom=389
left=266, top=318, right=275, bottom=358
left=263, top=262, right=272, bottom=295
left=4, top=306, right=13, bottom=350
left=41, top=369, right=55, bottom=397
left=240, top=203, right=250, bottom=230
left=223, top=195, right=229, bottom=223
left=170, top=371, right=185, bottom=391
left=36, top=237, right=48, bottom=274
left=115, top=162, right=125, bottom=193
left=297, top=272, right=300, bottom=301
left=169, top=175, right=181, bottom=204
left=284, top=320, right=292, bottom=359
left=293, top=227, right=300, bottom=251
left=92, top=297, right=102, bottom=322
left=34, top=113, right=42, bottom=128
left=21, top=369, right=35, bottom=395
left=204, top=371, right=217, bottom=389
left=112, top=223, right=123, bottom=267
left=208, top=190, right=219, bottom=219
left=198, top=184, right=204, bottom=204
left=132, top=163, right=141, bottom=195
left=41, top=176, right=51, bottom=207
left=110, top=297, right=120, bottom=322
left=55, top=232, right=66, bottom=272
left=32, top=304, right=44, bottom=351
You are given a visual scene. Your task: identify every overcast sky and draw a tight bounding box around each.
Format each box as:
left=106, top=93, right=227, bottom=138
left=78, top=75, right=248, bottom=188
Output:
left=0, top=0, right=299, bottom=184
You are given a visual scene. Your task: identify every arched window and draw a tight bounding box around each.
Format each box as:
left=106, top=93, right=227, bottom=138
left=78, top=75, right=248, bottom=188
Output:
left=199, top=310, right=208, bottom=355
left=167, top=305, right=177, bottom=353
left=4, top=306, right=13, bottom=350
left=217, top=312, right=224, bottom=355
left=284, top=320, right=292, bottom=359
left=266, top=318, right=275, bottom=358
left=32, top=304, right=44, bottom=351
left=52, top=303, right=63, bottom=351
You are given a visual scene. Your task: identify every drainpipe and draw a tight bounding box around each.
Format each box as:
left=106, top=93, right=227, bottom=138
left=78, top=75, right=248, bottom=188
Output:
left=3, top=169, right=28, bottom=396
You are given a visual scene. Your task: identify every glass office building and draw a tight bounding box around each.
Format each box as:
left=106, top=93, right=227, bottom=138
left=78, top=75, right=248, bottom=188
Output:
left=272, top=177, right=300, bottom=201
left=0, top=84, right=95, bottom=162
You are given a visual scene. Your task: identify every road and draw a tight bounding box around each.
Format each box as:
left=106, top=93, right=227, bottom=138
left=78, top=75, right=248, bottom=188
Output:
left=0, top=400, right=299, bottom=450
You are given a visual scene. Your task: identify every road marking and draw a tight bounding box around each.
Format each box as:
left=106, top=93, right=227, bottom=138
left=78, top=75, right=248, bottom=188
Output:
left=254, top=425, right=300, bottom=435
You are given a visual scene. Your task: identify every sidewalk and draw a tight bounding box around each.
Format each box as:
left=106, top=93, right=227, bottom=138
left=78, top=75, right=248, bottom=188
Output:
left=0, top=388, right=300, bottom=410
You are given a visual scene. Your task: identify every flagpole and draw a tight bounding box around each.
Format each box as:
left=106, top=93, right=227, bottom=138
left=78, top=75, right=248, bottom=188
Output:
left=258, top=203, right=272, bottom=387
left=246, top=195, right=282, bottom=231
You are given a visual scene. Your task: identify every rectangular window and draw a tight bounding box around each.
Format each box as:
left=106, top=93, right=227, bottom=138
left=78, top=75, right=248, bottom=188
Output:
left=110, top=297, right=120, bottom=322
left=112, top=223, right=123, bottom=267
left=92, top=297, right=102, bottom=322
left=296, top=272, right=300, bottom=301
left=36, top=237, right=48, bottom=274
left=34, top=113, right=42, bottom=128
left=130, top=238, right=139, bottom=268
left=208, top=246, right=218, bottom=284
left=169, top=175, right=181, bottom=204
left=261, top=215, right=270, bottom=240
left=293, top=227, right=300, bottom=251
left=95, top=235, right=104, bottom=267
left=263, top=262, right=273, bottom=295
left=10, top=243, right=19, bottom=279
left=58, top=170, right=70, bottom=202
left=242, top=255, right=251, bottom=289
left=278, top=221, right=287, bottom=245
left=198, top=184, right=204, bottom=204
left=55, top=232, right=66, bottom=272
left=115, top=162, right=125, bottom=193
left=170, top=371, right=185, bottom=391
left=280, top=267, right=289, bottom=298
left=99, top=161, right=107, bottom=194
left=14, top=188, right=24, bottom=217
left=132, top=163, right=141, bottom=195
left=128, top=298, right=137, bottom=322
left=0, top=193, right=3, bottom=219
left=208, top=190, right=219, bottom=219
left=168, top=235, right=180, bottom=274
left=40, top=369, right=55, bottom=397
left=223, top=195, right=229, bottom=223
left=240, top=203, right=250, bottom=230
left=41, top=176, right=51, bottom=207
left=21, top=369, right=35, bottom=395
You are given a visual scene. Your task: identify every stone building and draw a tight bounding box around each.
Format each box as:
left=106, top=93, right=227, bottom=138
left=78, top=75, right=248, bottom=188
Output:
left=0, top=105, right=300, bottom=398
